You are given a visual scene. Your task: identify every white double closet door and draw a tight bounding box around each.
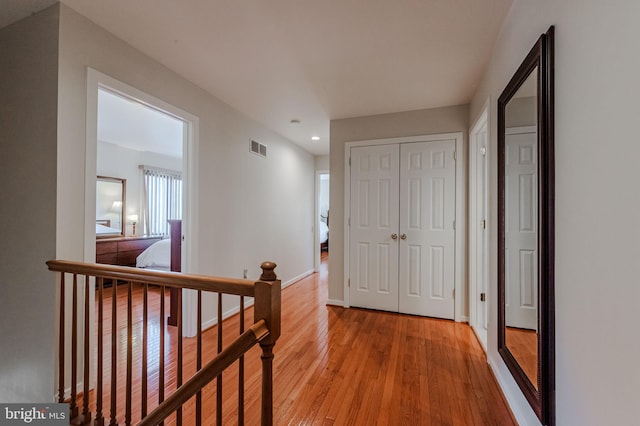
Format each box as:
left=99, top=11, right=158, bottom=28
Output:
left=349, top=140, right=456, bottom=319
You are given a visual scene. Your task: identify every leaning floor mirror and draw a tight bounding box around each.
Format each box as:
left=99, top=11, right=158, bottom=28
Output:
left=497, top=27, right=555, bottom=425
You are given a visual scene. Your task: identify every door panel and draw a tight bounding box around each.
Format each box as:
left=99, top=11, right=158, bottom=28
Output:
left=399, top=140, right=456, bottom=319
left=349, top=144, right=400, bottom=312
left=479, top=135, right=488, bottom=332
left=470, top=124, right=489, bottom=347
left=505, top=130, right=538, bottom=330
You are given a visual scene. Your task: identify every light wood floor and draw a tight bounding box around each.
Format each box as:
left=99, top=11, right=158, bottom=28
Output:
left=506, top=327, right=538, bottom=389
left=86, top=254, right=516, bottom=425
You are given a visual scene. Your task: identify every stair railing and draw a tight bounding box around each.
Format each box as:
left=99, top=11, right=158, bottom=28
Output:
left=47, top=259, right=281, bottom=425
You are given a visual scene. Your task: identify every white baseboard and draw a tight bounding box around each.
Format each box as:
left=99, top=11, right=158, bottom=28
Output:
left=326, top=299, right=345, bottom=307
left=201, top=298, right=256, bottom=332
left=61, top=381, right=85, bottom=401
left=199, top=268, right=315, bottom=332
left=487, top=354, right=537, bottom=425
left=282, top=269, right=315, bottom=289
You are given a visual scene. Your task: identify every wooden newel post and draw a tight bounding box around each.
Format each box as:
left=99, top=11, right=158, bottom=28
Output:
left=255, top=261, right=281, bottom=426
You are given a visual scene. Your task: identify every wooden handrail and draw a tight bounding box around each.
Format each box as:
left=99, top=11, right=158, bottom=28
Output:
left=46, top=259, right=255, bottom=296
left=50, top=259, right=280, bottom=425
left=137, top=320, right=269, bottom=426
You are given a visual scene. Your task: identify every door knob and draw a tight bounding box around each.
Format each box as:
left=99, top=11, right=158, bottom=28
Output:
left=400, top=234, right=407, bottom=240
left=391, top=233, right=398, bottom=240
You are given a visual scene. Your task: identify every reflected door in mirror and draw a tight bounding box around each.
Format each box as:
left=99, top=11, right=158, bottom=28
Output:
left=504, top=68, right=540, bottom=391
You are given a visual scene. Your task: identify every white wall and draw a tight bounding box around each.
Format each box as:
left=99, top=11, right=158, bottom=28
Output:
left=57, top=4, right=315, bottom=331
left=0, top=5, right=59, bottom=402
left=329, top=105, right=469, bottom=305
left=315, top=154, right=329, bottom=171
left=97, top=141, right=182, bottom=236
left=470, top=0, right=640, bottom=424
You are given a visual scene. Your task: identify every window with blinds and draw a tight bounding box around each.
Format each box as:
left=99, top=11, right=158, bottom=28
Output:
left=141, top=166, right=182, bottom=236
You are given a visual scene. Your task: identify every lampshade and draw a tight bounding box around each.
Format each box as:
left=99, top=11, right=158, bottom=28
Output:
left=111, top=201, right=123, bottom=211
left=128, top=214, right=139, bottom=222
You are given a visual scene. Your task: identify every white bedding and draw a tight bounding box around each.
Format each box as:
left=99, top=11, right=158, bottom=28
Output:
left=96, top=223, right=121, bottom=235
left=136, top=239, right=171, bottom=269
left=319, top=221, right=329, bottom=243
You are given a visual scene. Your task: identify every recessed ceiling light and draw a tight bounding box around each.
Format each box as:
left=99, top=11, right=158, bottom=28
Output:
left=311, top=136, right=320, bottom=141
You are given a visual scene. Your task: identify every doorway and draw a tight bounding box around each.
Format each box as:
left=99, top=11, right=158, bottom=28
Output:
left=315, top=171, right=329, bottom=271
left=469, top=104, right=489, bottom=350
left=85, top=69, right=200, bottom=336
left=344, top=133, right=465, bottom=321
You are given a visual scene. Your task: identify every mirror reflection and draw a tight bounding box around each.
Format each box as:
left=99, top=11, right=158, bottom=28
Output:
left=504, top=67, right=538, bottom=390
left=96, top=176, right=126, bottom=237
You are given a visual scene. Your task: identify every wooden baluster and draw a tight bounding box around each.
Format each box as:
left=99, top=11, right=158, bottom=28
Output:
left=126, top=281, right=133, bottom=426
left=260, top=343, right=274, bottom=426
left=71, top=274, right=78, bottom=419
left=196, top=290, right=202, bottom=425
left=142, top=283, right=148, bottom=419
left=217, top=292, right=223, bottom=426
left=58, top=272, right=65, bottom=404
left=176, top=289, right=183, bottom=426
left=82, top=275, right=91, bottom=424
left=239, top=295, right=245, bottom=426
left=109, top=282, right=117, bottom=426
left=255, top=262, right=280, bottom=426
left=96, top=277, right=104, bottom=426
left=159, top=285, right=165, bottom=426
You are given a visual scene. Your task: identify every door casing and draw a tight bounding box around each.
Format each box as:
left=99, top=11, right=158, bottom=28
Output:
left=85, top=68, right=200, bottom=339
left=469, top=102, right=490, bottom=350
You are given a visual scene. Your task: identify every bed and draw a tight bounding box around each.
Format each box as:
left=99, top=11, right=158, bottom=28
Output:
left=96, top=220, right=121, bottom=236
left=136, top=238, right=172, bottom=271
left=319, top=221, right=329, bottom=251
left=320, top=211, right=329, bottom=252
left=135, top=219, right=182, bottom=326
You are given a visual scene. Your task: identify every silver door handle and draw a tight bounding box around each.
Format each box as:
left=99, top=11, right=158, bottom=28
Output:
left=400, top=234, right=407, bottom=240
left=391, top=233, right=398, bottom=240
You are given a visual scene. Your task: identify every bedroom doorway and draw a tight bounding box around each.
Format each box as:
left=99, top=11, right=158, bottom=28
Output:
left=86, top=69, right=198, bottom=273
left=86, top=68, right=200, bottom=336
left=315, top=171, right=329, bottom=272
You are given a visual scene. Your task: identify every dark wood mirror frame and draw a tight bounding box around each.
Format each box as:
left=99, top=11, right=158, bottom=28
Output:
left=96, top=176, right=127, bottom=238
left=498, top=26, right=555, bottom=425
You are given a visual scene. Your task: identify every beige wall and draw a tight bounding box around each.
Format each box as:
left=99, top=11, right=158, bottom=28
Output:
left=57, top=4, right=315, bottom=284
left=0, top=6, right=59, bottom=402
left=470, top=0, right=640, bottom=424
left=505, top=96, right=536, bottom=128
left=54, top=3, right=317, bottom=375
left=328, top=105, right=469, bottom=304
left=315, top=154, right=329, bottom=171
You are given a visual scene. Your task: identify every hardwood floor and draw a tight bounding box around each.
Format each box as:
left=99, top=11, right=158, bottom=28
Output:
left=85, top=254, right=516, bottom=425
left=505, top=327, right=538, bottom=389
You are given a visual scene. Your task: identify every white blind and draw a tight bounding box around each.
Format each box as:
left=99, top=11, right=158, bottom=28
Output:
left=142, top=166, right=182, bottom=236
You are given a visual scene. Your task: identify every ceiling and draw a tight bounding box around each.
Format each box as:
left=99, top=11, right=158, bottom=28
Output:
left=98, top=88, right=184, bottom=158
left=3, top=0, right=513, bottom=156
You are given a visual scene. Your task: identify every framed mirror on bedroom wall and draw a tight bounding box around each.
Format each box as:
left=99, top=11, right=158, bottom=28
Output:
left=96, top=176, right=126, bottom=238
left=497, top=27, right=555, bottom=425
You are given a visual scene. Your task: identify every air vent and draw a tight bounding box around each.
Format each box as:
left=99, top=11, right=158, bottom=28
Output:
left=250, top=140, right=267, bottom=158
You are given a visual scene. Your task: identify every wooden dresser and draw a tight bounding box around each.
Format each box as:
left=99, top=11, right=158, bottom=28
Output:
left=96, top=236, right=162, bottom=266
